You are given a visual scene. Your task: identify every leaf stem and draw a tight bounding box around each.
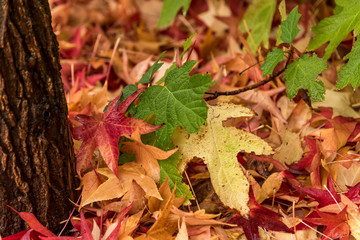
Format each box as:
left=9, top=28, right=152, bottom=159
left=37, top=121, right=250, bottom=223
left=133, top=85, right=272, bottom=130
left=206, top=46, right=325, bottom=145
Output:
left=204, top=51, right=292, bottom=101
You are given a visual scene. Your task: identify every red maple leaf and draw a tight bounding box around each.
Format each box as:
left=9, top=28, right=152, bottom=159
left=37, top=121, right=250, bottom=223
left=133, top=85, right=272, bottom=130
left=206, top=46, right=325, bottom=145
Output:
left=292, top=175, right=340, bottom=208
left=228, top=190, right=293, bottom=240
left=303, top=207, right=350, bottom=240
left=72, top=88, right=162, bottom=176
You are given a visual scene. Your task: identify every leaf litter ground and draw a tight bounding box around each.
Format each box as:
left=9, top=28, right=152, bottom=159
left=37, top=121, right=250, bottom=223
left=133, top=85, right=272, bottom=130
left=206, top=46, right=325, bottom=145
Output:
left=5, top=0, right=360, bottom=240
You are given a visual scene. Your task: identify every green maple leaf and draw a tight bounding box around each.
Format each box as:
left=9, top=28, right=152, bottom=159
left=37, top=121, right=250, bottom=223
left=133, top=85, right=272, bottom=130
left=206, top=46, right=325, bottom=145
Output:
left=261, top=48, right=285, bottom=77
left=336, top=37, right=360, bottom=90
left=308, top=0, right=360, bottom=59
left=135, top=60, right=213, bottom=145
left=158, top=0, right=191, bottom=28
left=239, top=0, right=276, bottom=52
left=280, top=6, right=301, bottom=44
left=284, top=54, right=327, bottom=101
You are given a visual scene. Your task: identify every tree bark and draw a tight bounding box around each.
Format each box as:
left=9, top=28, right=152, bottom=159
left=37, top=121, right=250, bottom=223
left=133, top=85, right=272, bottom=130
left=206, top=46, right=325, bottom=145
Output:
left=0, top=0, right=77, bottom=236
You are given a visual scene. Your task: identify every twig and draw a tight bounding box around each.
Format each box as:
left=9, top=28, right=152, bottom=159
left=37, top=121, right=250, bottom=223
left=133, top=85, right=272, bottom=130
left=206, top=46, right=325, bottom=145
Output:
left=204, top=51, right=292, bottom=101
left=238, top=59, right=265, bottom=76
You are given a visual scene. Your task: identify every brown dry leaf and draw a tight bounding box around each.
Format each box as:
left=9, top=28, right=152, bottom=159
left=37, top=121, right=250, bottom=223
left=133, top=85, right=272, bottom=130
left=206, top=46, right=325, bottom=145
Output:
left=79, top=170, right=102, bottom=207
left=259, top=229, right=318, bottom=240
left=79, top=81, right=109, bottom=112
left=148, top=177, right=185, bottom=213
left=273, top=130, right=303, bottom=165
left=187, top=226, right=211, bottom=239
left=80, top=162, right=161, bottom=207
left=199, top=29, right=222, bottom=60
left=168, top=207, right=232, bottom=227
left=336, top=162, right=360, bottom=190
left=287, top=100, right=312, bottom=132
left=237, top=87, right=287, bottom=123
left=135, top=0, right=162, bottom=29
left=198, top=0, right=231, bottom=34
left=115, top=217, right=137, bottom=240
left=125, top=209, right=144, bottom=236
left=341, top=194, right=360, bottom=240
left=312, top=90, right=360, bottom=118
left=121, top=181, right=147, bottom=214
left=255, top=171, right=285, bottom=204
left=308, top=121, right=356, bottom=158
left=130, top=56, right=152, bottom=82
left=135, top=187, right=178, bottom=240
left=175, top=217, right=188, bottom=240
left=121, top=129, right=178, bottom=182
left=67, top=77, right=91, bottom=112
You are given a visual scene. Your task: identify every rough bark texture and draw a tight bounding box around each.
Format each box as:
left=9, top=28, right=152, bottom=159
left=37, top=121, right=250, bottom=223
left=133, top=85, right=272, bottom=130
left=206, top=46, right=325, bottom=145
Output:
left=0, top=0, right=77, bottom=236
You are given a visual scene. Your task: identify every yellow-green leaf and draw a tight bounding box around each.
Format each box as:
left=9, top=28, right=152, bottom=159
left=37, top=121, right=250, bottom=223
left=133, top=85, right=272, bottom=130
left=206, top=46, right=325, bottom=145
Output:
left=173, top=103, right=273, bottom=216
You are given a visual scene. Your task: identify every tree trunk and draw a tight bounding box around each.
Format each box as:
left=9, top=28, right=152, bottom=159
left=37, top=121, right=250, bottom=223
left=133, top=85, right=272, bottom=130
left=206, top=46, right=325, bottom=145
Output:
left=0, top=0, right=77, bottom=236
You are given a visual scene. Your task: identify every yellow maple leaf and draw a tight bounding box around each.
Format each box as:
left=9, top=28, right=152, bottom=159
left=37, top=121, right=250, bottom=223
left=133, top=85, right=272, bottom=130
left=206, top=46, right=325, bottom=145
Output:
left=172, top=103, right=273, bottom=217
left=121, top=129, right=178, bottom=182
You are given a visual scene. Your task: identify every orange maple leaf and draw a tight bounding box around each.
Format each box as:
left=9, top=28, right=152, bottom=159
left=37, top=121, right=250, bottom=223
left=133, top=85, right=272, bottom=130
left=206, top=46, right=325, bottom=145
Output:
left=121, top=129, right=178, bottom=182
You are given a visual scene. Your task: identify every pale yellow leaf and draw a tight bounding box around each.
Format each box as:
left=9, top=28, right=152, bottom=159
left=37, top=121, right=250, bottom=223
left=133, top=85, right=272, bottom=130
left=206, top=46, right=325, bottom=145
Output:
left=173, top=103, right=273, bottom=217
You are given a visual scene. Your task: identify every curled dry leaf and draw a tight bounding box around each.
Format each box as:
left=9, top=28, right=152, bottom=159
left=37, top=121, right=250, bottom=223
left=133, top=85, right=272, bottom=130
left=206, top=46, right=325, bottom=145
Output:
left=173, top=103, right=273, bottom=217
left=148, top=177, right=186, bottom=213
left=80, top=162, right=162, bottom=208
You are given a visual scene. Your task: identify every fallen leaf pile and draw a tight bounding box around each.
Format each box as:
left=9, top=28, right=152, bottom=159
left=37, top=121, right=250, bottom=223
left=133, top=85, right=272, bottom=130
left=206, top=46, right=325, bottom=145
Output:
left=5, top=0, right=360, bottom=240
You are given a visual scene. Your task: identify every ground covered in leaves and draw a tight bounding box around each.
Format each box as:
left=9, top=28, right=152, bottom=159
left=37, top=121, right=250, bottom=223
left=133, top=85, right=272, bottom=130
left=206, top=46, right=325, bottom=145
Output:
left=5, top=0, right=360, bottom=239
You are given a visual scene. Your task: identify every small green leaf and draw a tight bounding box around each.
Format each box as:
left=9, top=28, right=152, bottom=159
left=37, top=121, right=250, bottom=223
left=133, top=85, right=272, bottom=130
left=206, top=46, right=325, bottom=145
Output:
left=308, top=1, right=360, bottom=59
left=181, top=33, right=196, bottom=58
left=139, top=51, right=165, bottom=84
left=118, top=84, right=139, bottom=114
left=261, top=48, right=285, bottom=77
left=280, top=6, right=301, bottom=44
left=103, top=84, right=139, bottom=112
left=336, top=37, right=360, bottom=90
left=119, top=84, right=138, bottom=102
left=284, top=54, right=327, bottom=101
left=276, top=0, right=286, bottom=45
left=158, top=0, right=191, bottom=28
left=135, top=61, right=214, bottom=145
left=118, top=153, right=136, bottom=164
left=159, top=152, right=193, bottom=201
left=239, top=0, right=276, bottom=52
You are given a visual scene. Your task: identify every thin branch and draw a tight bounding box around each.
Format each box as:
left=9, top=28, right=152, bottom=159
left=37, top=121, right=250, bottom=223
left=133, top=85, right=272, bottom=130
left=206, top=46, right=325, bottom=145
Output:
left=204, top=51, right=292, bottom=101
left=238, top=59, right=265, bottom=76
